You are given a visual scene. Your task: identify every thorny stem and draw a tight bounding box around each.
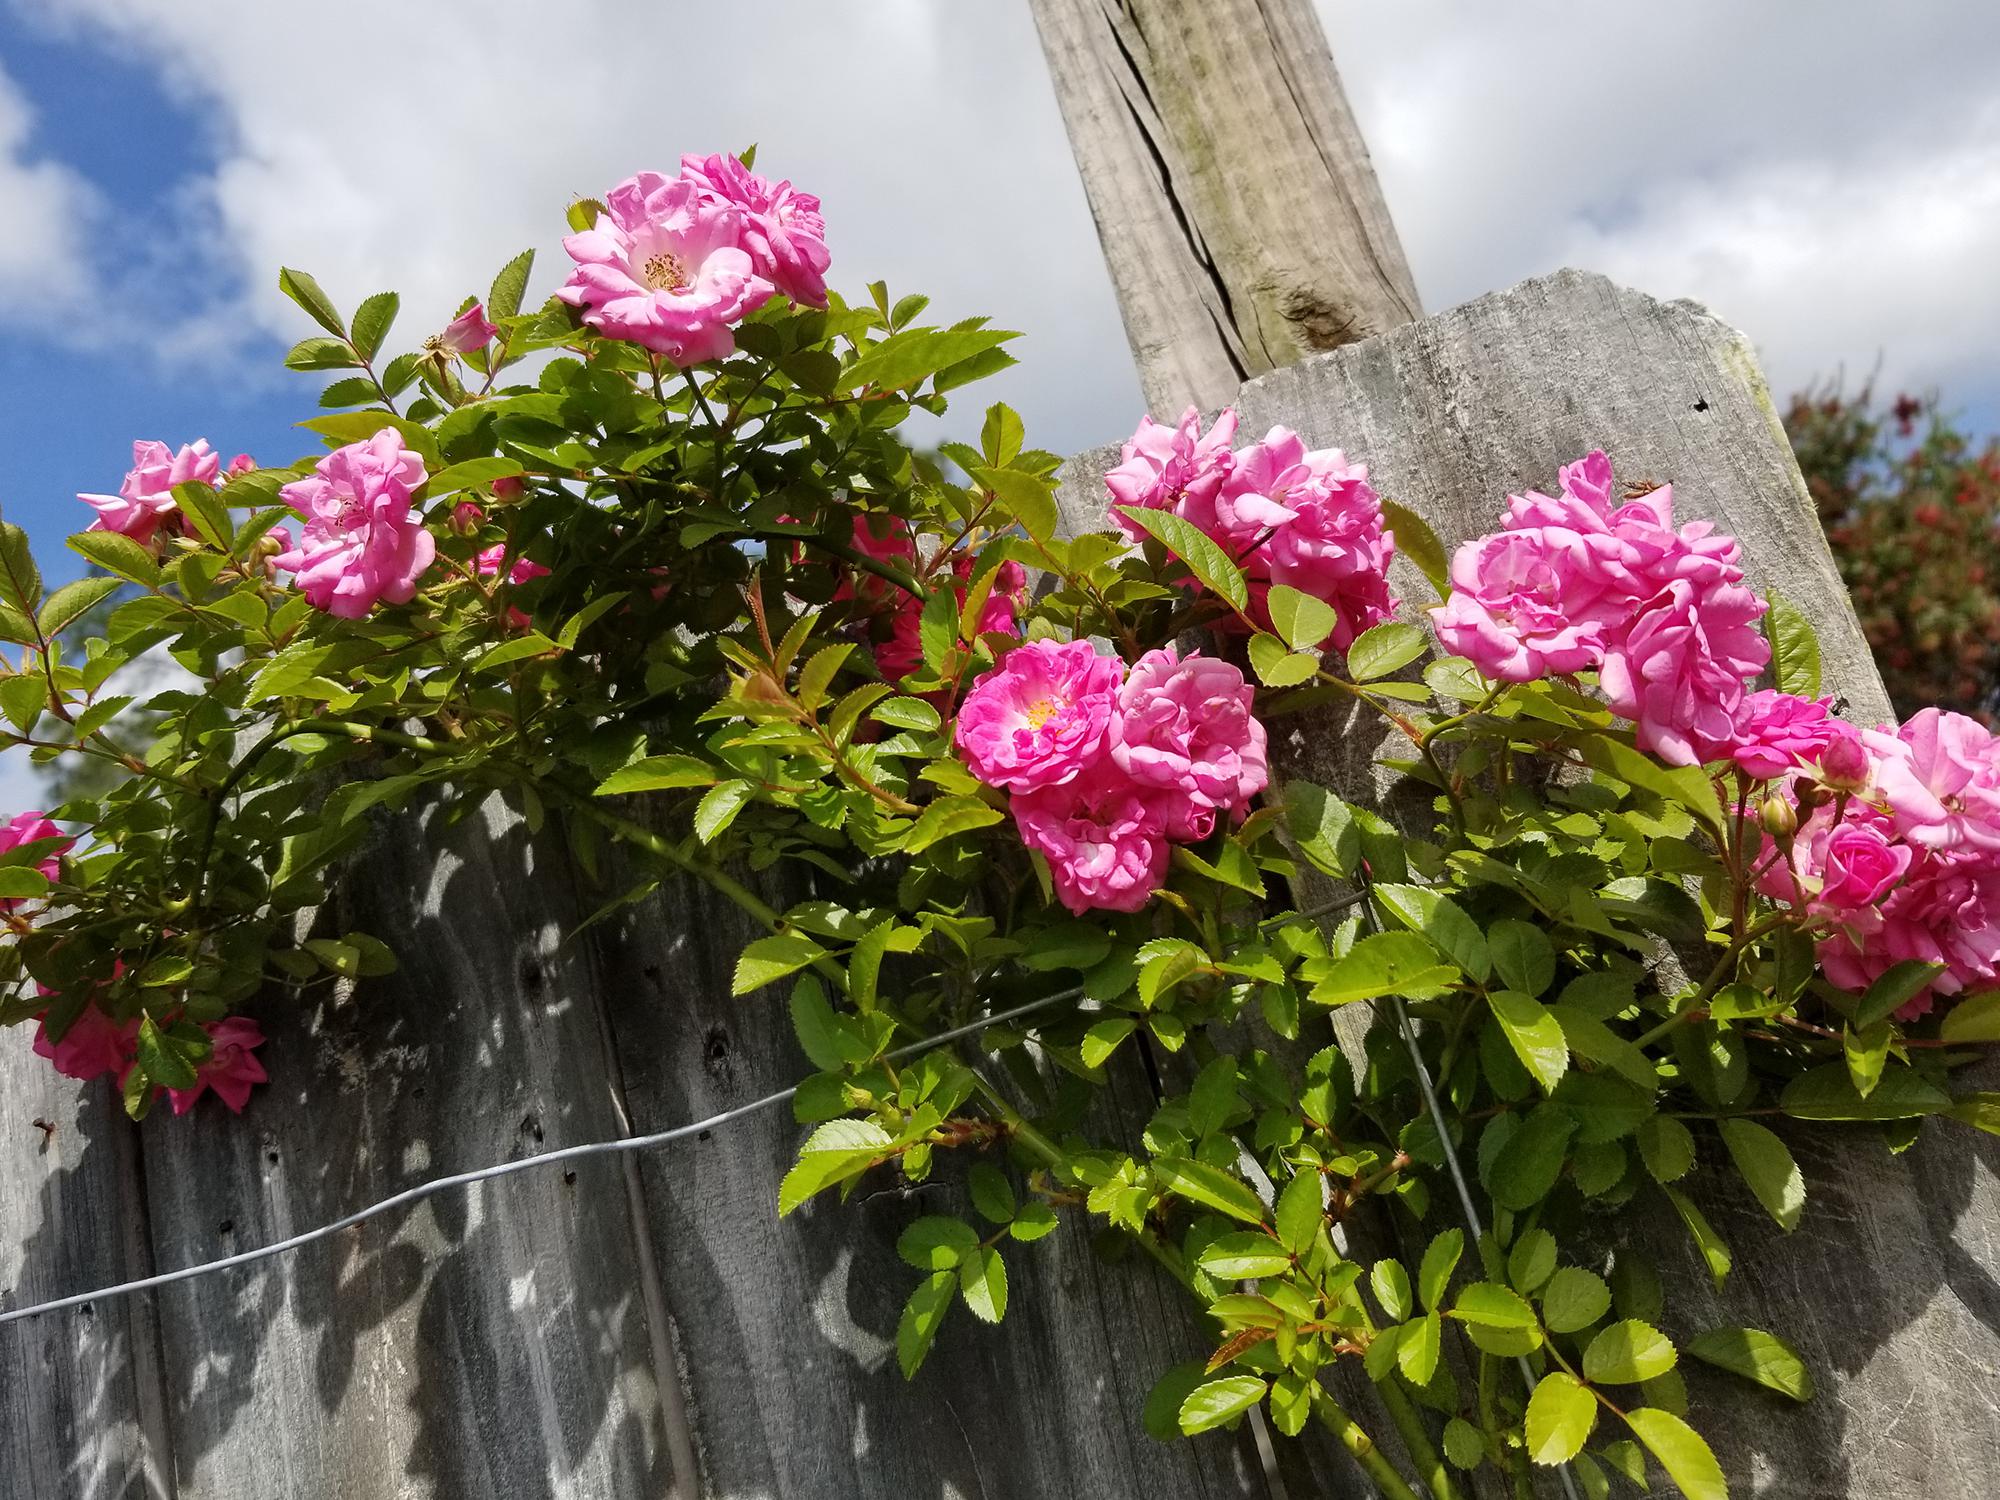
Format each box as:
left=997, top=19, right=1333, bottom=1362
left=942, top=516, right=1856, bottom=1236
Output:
left=1308, top=1388, right=1425, bottom=1500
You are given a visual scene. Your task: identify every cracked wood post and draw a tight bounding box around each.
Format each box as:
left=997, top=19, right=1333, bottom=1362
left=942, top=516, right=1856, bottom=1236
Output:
left=1028, top=0, right=1421, bottom=413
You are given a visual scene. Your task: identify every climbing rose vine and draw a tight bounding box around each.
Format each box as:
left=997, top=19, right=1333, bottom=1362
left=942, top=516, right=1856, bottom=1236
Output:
left=2, top=148, right=1997, bottom=1500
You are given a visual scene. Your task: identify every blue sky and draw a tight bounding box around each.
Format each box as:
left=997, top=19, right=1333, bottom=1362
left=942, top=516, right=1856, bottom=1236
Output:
left=1, top=0, right=1998, bottom=581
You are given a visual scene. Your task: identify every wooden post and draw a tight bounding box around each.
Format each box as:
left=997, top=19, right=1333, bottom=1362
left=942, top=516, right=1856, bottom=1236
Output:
left=1027, top=0, right=1421, bottom=413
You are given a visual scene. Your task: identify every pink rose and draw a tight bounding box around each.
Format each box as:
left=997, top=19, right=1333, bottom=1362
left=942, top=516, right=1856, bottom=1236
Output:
left=0, top=811, right=69, bottom=910
left=1432, top=527, right=1614, bottom=682
left=166, top=1017, right=268, bottom=1115
left=833, top=512, right=919, bottom=611
left=1598, top=572, right=1769, bottom=766
left=437, top=301, right=499, bottom=355
left=558, top=171, right=775, bottom=365
left=1819, top=728, right=1871, bottom=791
left=678, top=152, right=830, bottom=307
left=1817, top=819, right=1915, bottom=910
left=1105, top=407, right=1238, bottom=542
left=1730, top=691, right=1852, bottom=781
left=451, top=502, right=486, bottom=535
left=1863, top=708, right=2000, bottom=851
left=1109, top=648, right=1268, bottom=839
left=873, top=558, right=1025, bottom=685
left=955, top=638, right=1121, bottom=792
left=32, top=1000, right=137, bottom=1082
left=225, top=453, right=257, bottom=479
left=77, top=438, right=221, bottom=543
left=274, top=428, right=436, bottom=619
left=1012, top=768, right=1171, bottom=914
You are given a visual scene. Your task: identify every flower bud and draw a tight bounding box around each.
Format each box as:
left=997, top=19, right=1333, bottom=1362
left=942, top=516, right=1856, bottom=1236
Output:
left=1818, top=727, right=1870, bottom=791
left=489, top=475, right=525, bottom=505
left=1760, top=794, right=1798, bottom=838
left=451, top=501, right=485, bottom=536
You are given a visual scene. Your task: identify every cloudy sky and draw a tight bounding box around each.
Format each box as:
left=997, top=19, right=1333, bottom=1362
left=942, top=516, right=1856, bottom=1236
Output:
left=0, top=0, right=1995, bottom=796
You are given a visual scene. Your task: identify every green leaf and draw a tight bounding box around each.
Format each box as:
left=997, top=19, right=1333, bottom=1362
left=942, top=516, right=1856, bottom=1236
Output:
left=733, top=932, right=828, bottom=995
left=1398, top=1310, right=1442, bottom=1384
left=1507, top=1228, right=1558, bottom=1294
left=788, top=978, right=846, bottom=1071
left=1764, top=593, right=1821, bottom=698
left=1188, top=1055, right=1239, bottom=1139
left=278, top=266, right=347, bottom=336
left=1717, top=1118, right=1804, bottom=1232
left=966, top=1164, right=1016, bottom=1225
left=1780, top=1062, right=1950, bottom=1121
left=0, top=867, right=50, bottom=900
left=68, top=531, right=159, bottom=588
left=1248, top=631, right=1318, bottom=687
left=1275, top=1170, right=1324, bottom=1256
left=1199, top=1233, right=1293, bottom=1280
left=872, top=696, right=942, bottom=732
left=1080, top=1017, right=1135, bottom=1069
left=1372, top=1259, right=1413, bottom=1322
left=1310, top=930, right=1459, bottom=1006
left=902, top=795, right=1003, bottom=854
left=473, top=632, right=558, bottom=671
left=779, top=1119, right=894, bottom=1217
left=1418, top=1228, right=1464, bottom=1311
left=1381, top=499, right=1449, bottom=596
left=1116, top=505, right=1249, bottom=612
left=1154, top=1157, right=1265, bottom=1226
left=1854, top=960, right=1944, bottom=1029
left=694, top=779, right=753, bottom=843
left=1145, top=1362, right=1208, bottom=1442
left=1489, top=919, right=1556, bottom=997
left=897, top=1270, right=956, bottom=1378
left=1452, top=1281, right=1539, bottom=1328
left=1266, top=584, right=1338, bottom=651
left=966, top=466, right=1058, bottom=542
left=1525, top=1372, right=1597, bottom=1466
left=1488, top=1102, right=1576, bottom=1210
left=487, top=248, right=535, bottom=322
left=1663, top=1186, right=1734, bottom=1289
left=1138, top=940, right=1206, bottom=1009
left=1177, top=1375, right=1267, bottom=1436
left=1622, top=1408, right=1727, bottom=1500
left=1577, top=733, right=1724, bottom=836
left=1636, top=1116, right=1696, bottom=1183
left=1442, top=1417, right=1486, bottom=1470
left=1583, top=1319, right=1677, bottom=1384
left=841, top=326, right=1019, bottom=394
left=1268, top=1370, right=1313, bottom=1438
left=0, top=521, right=43, bottom=613
left=1684, top=1326, right=1814, bottom=1402
left=36, top=576, right=121, bottom=638
left=1372, top=884, right=1490, bottom=983
left=135, top=1015, right=201, bottom=1091
left=898, top=1215, right=980, bottom=1270
left=349, top=291, right=399, bottom=362
left=1346, top=621, right=1428, bottom=681
left=594, top=754, right=715, bottom=795
left=1540, top=1267, right=1612, bottom=1334
left=1941, top=990, right=2000, bottom=1044
left=1284, top=780, right=1359, bottom=879
left=1488, top=990, right=1568, bottom=1095
left=1010, top=1203, right=1059, bottom=1242
left=959, top=1245, right=1008, bottom=1322
left=427, top=456, right=526, bottom=496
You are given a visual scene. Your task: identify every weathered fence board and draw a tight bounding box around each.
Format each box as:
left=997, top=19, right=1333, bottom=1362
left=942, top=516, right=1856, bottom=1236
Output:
left=1052, top=268, right=2000, bottom=1498
left=6, top=269, right=1994, bottom=1500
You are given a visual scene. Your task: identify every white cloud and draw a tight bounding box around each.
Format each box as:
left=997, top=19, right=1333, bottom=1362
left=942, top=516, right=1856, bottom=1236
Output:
left=0, top=59, right=93, bottom=314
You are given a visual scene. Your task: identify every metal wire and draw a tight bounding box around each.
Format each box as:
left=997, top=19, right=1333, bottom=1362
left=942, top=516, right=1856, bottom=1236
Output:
left=0, top=986, right=1088, bottom=1329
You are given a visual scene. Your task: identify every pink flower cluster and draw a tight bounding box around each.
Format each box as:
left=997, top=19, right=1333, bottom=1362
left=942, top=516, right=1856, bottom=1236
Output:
left=31, top=1003, right=267, bottom=1115
left=1108, top=409, right=1399, bottom=652
left=955, top=639, right=1268, bottom=914
left=77, top=438, right=252, bottom=546
left=1759, top=708, right=2000, bottom=1017
left=558, top=154, right=828, bottom=366
left=1433, top=452, right=1771, bottom=765
left=828, top=513, right=1028, bottom=684
left=275, top=428, right=435, bottom=618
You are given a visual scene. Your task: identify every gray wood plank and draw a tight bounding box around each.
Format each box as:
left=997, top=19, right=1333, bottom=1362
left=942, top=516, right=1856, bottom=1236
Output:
left=131, top=795, right=675, bottom=1499
left=589, top=859, right=1296, bottom=1499
left=0, top=1039, right=173, bottom=1500
left=1026, top=0, right=1420, bottom=413
left=1054, top=269, right=2000, bottom=1495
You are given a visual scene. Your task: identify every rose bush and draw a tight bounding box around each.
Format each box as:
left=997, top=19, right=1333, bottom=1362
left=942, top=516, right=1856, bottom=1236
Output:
left=3, top=148, right=1997, bottom=1499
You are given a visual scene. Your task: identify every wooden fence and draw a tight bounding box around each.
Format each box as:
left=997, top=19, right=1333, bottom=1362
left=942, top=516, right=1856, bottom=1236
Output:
left=5, top=271, right=1997, bottom=1499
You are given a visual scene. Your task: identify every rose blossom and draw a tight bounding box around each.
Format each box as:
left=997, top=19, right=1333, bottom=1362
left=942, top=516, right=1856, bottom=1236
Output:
left=1109, top=648, right=1268, bottom=840
left=32, top=1001, right=137, bottom=1082
left=166, top=1017, right=269, bottom=1115
left=436, top=301, right=499, bottom=355
left=1011, top=768, right=1171, bottom=914
left=1817, top=819, right=1915, bottom=910
left=1105, top=407, right=1238, bottom=542
left=1815, top=847, right=2000, bottom=1019
left=874, top=559, right=1026, bottom=683
left=1729, top=691, right=1855, bottom=781
left=77, top=438, right=221, bottom=544
left=274, top=428, right=436, bottom=618
left=678, top=152, right=830, bottom=307
left=1597, top=570, right=1769, bottom=766
left=557, top=171, right=774, bottom=365
left=1862, top=708, right=2000, bottom=851
left=1431, top=527, right=1615, bottom=682
left=955, top=639, right=1121, bottom=792
left=0, top=811, right=69, bottom=910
